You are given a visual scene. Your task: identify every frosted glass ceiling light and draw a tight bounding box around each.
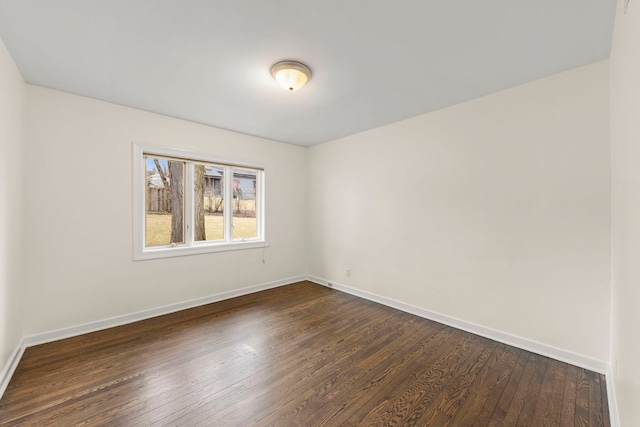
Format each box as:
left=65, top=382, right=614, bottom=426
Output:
left=271, top=61, right=311, bottom=91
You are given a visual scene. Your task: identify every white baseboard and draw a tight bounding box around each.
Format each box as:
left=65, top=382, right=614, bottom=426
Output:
left=606, top=366, right=620, bottom=427
left=23, top=275, right=305, bottom=347
left=0, top=338, right=25, bottom=400
left=306, top=275, right=608, bottom=374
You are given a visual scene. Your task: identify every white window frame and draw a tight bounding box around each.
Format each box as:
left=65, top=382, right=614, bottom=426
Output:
left=133, top=143, right=267, bottom=261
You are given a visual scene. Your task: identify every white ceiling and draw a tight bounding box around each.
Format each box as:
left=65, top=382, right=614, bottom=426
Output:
left=0, top=0, right=616, bottom=146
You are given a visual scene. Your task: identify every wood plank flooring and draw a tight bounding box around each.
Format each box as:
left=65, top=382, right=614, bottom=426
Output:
left=0, top=281, right=610, bottom=426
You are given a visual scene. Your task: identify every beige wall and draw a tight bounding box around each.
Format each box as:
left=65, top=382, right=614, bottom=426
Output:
left=22, top=86, right=308, bottom=335
left=308, top=61, right=611, bottom=362
left=611, top=1, right=640, bottom=425
left=0, top=39, right=25, bottom=373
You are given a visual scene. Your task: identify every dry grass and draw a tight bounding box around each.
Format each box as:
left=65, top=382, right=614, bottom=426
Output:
left=146, top=213, right=257, bottom=246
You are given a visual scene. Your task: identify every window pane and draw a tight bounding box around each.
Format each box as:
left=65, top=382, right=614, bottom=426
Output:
left=232, top=168, right=257, bottom=240
left=145, top=156, right=185, bottom=246
left=195, top=164, right=224, bottom=241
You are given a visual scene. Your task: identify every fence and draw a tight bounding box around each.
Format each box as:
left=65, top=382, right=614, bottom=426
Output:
left=147, top=187, right=171, bottom=212
left=147, top=187, right=254, bottom=216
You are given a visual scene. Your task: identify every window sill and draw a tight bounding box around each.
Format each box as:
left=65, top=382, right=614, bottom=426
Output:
left=133, top=240, right=269, bottom=261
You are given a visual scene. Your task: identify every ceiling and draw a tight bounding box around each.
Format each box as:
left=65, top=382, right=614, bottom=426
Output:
left=0, top=1, right=616, bottom=147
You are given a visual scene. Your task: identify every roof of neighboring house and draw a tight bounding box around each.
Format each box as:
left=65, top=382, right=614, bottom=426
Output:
left=147, top=173, right=165, bottom=189
left=205, top=167, right=223, bottom=178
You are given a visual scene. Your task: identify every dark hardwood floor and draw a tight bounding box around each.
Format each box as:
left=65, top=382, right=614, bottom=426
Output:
left=0, top=281, right=610, bottom=426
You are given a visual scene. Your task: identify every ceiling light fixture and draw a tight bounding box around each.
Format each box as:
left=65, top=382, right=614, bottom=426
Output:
left=271, top=61, right=312, bottom=91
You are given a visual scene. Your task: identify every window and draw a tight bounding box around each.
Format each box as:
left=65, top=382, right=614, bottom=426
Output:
left=133, top=144, right=265, bottom=260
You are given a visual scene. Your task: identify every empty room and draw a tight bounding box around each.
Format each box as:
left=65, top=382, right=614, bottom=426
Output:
left=0, top=1, right=638, bottom=426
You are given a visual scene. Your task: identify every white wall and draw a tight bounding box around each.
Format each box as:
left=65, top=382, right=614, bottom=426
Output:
left=611, top=1, right=640, bottom=425
left=0, top=39, right=25, bottom=373
left=22, top=86, right=307, bottom=335
left=308, top=61, right=611, bottom=362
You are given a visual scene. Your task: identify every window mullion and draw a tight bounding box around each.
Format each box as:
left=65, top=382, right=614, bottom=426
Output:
left=223, top=166, right=234, bottom=242
left=185, top=162, right=194, bottom=245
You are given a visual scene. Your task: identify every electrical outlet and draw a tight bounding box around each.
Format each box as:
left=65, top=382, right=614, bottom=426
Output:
left=346, top=268, right=351, bottom=277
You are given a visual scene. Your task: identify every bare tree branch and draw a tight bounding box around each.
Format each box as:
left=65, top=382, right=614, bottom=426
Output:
left=154, top=159, right=169, bottom=188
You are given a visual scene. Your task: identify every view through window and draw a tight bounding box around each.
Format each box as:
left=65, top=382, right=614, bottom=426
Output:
left=134, top=145, right=264, bottom=260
